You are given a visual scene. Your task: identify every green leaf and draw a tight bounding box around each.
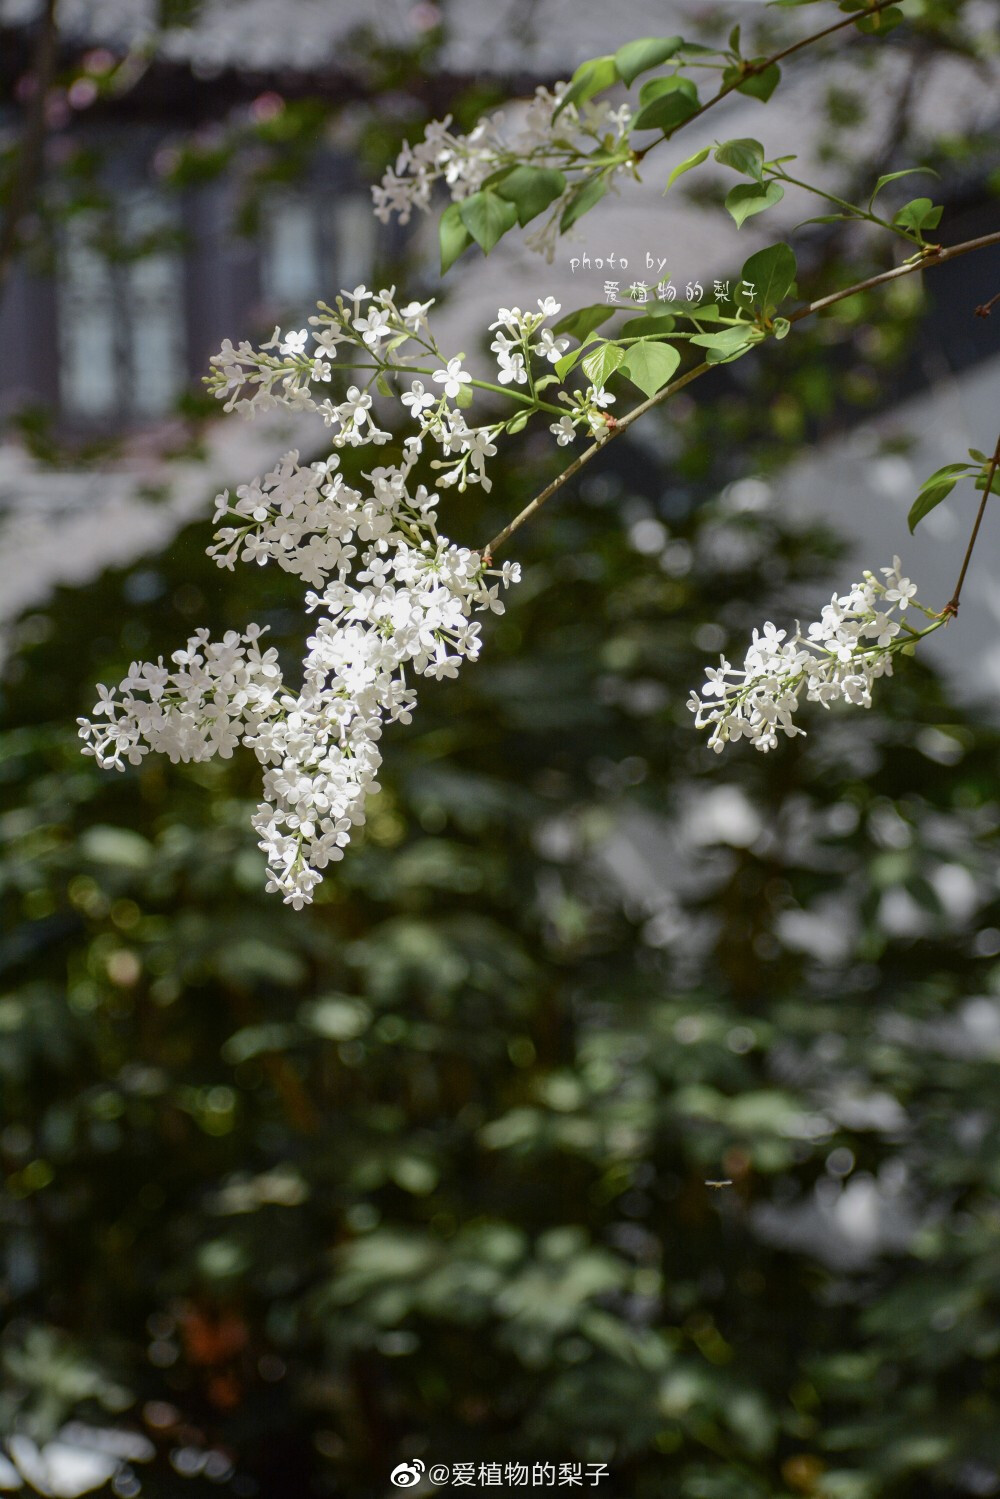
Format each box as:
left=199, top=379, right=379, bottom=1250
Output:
left=855, top=6, right=903, bottom=33
left=637, top=74, right=697, bottom=108
left=734, top=242, right=797, bottom=315
left=506, top=410, right=530, bottom=434
left=554, top=347, right=585, bottom=381
left=714, top=137, right=765, bottom=180
left=725, top=179, right=784, bottom=227
left=439, top=201, right=473, bottom=273
left=477, top=163, right=517, bottom=192
left=908, top=482, right=960, bottom=531
left=664, top=146, right=711, bottom=194
left=738, top=63, right=781, bottom=101
left=495, top=165, right=567, bottom=226
left=555, top=54, right=618, bottom=116
left=613, top=35, right=683, bottom=87
left=868, top=166, right=939, bottom=209
left=581, top=341, right=627, bottom=388
left=632, top=79, right=700, bottom=134
left=621, top=310, right=677, bottom=336
left=559, top=173, right=609, bottom=232
left=688, top=327, right=759, bottom=364
left=973, top=467, right=1000, bottom=496
left=553, top=303, right=617, bottom=342
left=968, top=448, right=988, bottom=463
left=375, top=372, right=393, bottom=398
left=619, top=339, right=681, bottom=397
left=454, top=380, right=474, bottom=409
left=458, top=190, right=518, bottom=253
left=893, top=197, right=943, bottom=235
left=907, top=463, right=975, bottom=532
left=683, top=303, right=724, bottom=322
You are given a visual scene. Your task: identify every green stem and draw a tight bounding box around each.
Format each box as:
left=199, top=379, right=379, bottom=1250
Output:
left=774, top=169, right=914, bottom=243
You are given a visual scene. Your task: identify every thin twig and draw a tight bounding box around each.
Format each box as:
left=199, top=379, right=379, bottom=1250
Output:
left=481, top=228, right=1000, bottom=556
left=788, top=231, right=1000, bottom=323
left=940, top=431, right=1000, bottom=620
left=975, top=291, right=1000, bottom=319
left=482, top=363, right=709, bottom=556
left=0, top=0, right=59, bottom=309
left=633, top=0, right=901, bottom=163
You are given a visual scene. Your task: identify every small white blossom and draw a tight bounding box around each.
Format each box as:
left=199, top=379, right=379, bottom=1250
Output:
left=432, top=357, right=472, bottom=400
left=401, top=379, right=436, bottom=416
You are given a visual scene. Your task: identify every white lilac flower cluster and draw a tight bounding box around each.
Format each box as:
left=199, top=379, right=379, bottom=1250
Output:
left=206, top=285, right=605, bottom=471
left=372, top=87, right=633, bottom=259
left=688, top=558, right=933, bottom=754
left=78, top=289, right=529, bottom=908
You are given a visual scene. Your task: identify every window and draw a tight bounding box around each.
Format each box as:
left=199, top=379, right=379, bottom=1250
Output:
left=57, top=190, right=186, bottom=422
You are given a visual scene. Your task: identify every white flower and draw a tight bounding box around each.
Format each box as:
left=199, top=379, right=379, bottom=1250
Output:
left=401, top=379, right=436, bottom=416
left=279, top=328, right=309, bottom=356
left=432, top=357, right=472, bottom=400
left=881, top=556, right=918, bottom=609
left=353, top=307, right=392, bottom=348
left=496, top=350, right=528, bottom=386
left=550, top=415, right=577, bottom=446
left=399, top=299, right=433, bottom=327
left=531, top=327, right=571, bottom=364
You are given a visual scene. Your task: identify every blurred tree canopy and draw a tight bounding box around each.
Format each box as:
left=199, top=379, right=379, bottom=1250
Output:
left=2, top=2, right=1000, bottom=1497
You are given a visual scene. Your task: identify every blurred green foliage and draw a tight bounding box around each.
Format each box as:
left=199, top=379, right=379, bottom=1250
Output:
left=3, top=406, right=1000, bottom=1496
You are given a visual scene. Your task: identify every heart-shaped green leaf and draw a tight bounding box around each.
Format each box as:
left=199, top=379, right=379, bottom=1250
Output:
left=725, top=179, right=784, bottom=227
left=496, top=166, right=567, bottom=227
left=581, top=341, right=627, bottom=388
left=613, top=36, right=683, bottom=87
left=619, top=339, right=682, bottom=397
left=458, top=190, right=518, bottom=253
left=737, top=63, right=781, bottom=101
left=632, top=82, right=700, bottom=135
left=734, top=242, right=797, bottom=315
left=714, top=138, right=765, bottom=180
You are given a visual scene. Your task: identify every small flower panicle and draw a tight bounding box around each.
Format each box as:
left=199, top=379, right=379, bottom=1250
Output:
left=371, top=89, right=633, bottom=261
left=688, top=558, right=936, bottom=754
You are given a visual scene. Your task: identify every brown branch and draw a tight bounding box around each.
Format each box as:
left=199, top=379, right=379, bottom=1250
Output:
left=787, top=230, right=1000, bottom=324
left=634, top=0, right=901, bottom=164
left=0, top=0, right=59, bottom=309
left=939, top=432, right=1000, bottom=621
left=975, top=291, right=1000, bottom=319
left=481, top=228, right=1000, bottom=557
left=483, top=362, right=710, bottom=557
